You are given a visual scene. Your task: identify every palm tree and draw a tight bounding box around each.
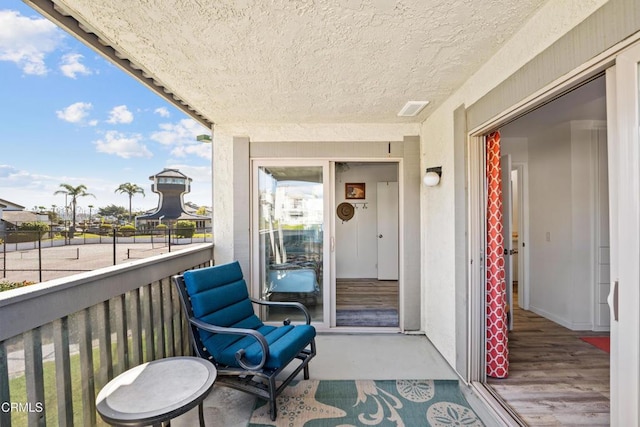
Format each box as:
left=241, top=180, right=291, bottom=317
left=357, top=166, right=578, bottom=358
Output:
left=115, top=183, right=145, bottom=223
left=54, top=184, right=95, bottom=234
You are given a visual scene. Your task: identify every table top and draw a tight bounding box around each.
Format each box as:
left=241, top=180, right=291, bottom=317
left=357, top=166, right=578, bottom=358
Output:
left=96, top=356, right=216, bottom=426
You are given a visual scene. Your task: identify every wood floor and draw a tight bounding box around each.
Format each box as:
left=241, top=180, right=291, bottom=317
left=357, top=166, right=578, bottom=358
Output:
left=488, top=298, right=610, bottom=426
left=268, top=278, right=399, bottom=324
left=336, top=278, right=398, bottom=311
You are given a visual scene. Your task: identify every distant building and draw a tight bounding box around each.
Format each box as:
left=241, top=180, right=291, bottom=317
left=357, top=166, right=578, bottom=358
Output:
left=0, top=199, right=49, bottom=233
left=135, top=169, right=211, bottom=229
left=1, top=199, right=25, bottom=233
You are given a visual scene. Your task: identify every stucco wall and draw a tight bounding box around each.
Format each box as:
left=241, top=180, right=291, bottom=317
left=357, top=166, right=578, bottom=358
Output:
left=420, top=0, right=608, bottom=365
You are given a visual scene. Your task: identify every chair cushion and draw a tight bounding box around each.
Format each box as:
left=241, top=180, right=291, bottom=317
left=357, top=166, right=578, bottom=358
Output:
left=217, top=324, right=316, bottom=369
left=183, top=262, right=264, bottom=360
left=183, top=262, right=244, bottom=293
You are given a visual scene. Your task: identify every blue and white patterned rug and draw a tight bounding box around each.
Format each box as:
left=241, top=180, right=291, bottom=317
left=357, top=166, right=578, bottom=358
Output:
left=249, top=379, right=485, bottom=426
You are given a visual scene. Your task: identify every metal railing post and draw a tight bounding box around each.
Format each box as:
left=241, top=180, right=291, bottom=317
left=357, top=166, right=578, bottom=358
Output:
left=38, top=232, right=42, bottom=283
left=2, top=231, right=5, bottom=279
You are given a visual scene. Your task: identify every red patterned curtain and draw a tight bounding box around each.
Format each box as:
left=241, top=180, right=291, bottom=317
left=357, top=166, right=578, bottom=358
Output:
left=486, top=130, right=509, bottom=378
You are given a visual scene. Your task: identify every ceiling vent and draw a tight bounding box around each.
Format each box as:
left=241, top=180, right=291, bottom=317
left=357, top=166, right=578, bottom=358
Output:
left=397, top=101, right=430, bottom=117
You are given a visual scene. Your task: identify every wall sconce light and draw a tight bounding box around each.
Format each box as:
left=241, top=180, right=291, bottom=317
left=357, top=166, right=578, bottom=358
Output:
left=423, top=166, right=442, bottom=187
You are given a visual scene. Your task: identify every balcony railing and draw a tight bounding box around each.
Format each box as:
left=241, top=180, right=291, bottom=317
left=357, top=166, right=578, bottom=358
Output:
left=0, top=243, right=214, bottom=426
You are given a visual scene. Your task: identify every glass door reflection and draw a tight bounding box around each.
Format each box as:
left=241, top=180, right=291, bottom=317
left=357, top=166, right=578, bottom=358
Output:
left=257, top=165, right=324, bottom=323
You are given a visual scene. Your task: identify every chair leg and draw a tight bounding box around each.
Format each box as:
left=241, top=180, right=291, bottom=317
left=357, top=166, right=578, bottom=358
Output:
left=304, top=340, right=315, bottom=380
left=269, top=399, right=277, bottom=421
left=269, top=377, right=278, bottom=421
left=303, top=363, right=310, bottom=380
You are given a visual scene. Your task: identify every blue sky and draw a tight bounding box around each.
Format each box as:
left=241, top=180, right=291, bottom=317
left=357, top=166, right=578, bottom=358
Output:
left=0, top=2, right=212, bottom=214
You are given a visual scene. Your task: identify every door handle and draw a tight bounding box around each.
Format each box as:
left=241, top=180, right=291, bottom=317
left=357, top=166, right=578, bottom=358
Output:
left=607, top=280, right=619, bottom=322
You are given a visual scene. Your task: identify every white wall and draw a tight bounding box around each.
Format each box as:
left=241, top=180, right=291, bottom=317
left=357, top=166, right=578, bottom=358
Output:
left=501, top=137, right=529, bottom=164
left=502, top=135, right=528, bottom=255
left=503, top=121, right=608, bottom=331
left=528, top=123, right=575, bottom=325
left=335, top=163, right=398, bottom=278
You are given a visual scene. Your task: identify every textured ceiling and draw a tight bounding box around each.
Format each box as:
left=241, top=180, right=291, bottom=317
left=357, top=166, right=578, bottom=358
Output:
left=48, top=0, right=549, bottom=126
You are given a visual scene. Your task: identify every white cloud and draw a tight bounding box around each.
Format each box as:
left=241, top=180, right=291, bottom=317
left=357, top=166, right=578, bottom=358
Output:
left=170, top=143, right=212, bottom=160
left=150, top=118, right=210, bottom=159
left=0, top=10, right=63, bottom=75
left=60, top=53, right=92, bottom=78
left=106, top=105, right=134, bottom=124
left=151, top=119, right=206, bottom=145
left=94, top=130, right=152, bottom=159
left=56, top=102, right=93, bottom=123
left=0, top=165, right=66, bottom=207
left=0, top=164, right=23, bottom=179
left=154, top=107, right=170, bottom=118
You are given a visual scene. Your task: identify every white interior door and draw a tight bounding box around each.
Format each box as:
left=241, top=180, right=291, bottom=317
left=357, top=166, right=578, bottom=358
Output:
left=512, top=164, right=528, bottom=310
left=500, top=155, right=514, bottom=330
left=377, top=181, right=398, bottom=280
left=607, top=43, right=640, bottom=426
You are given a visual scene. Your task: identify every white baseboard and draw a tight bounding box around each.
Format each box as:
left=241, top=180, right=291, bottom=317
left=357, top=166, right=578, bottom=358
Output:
left=528, top=305, right=594, bottom=331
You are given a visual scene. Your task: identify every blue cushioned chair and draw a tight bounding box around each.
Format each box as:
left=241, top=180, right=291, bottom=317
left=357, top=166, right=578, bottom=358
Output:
left=173, top=261, right=316, bottom=421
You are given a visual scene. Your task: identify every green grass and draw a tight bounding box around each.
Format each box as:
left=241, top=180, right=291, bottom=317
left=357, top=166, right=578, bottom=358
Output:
left=0, top=281, right=36, bottom=292
left=192, top=232, right=212, bottom=238
left=79, top=233, right=101, bottom=238
left=11, top=351, right=90, bottom=425
left=7, top=332, right=170, bottom=426
left=9, top=343, right=121, bottom=426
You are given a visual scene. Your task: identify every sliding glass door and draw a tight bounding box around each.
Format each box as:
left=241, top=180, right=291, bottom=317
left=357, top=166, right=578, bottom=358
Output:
left=253, top=161, right=329, bottom=325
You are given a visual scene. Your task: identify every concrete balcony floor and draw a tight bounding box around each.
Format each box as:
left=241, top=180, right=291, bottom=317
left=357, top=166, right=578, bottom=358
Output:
left=172, top=333, right=497, bottom=426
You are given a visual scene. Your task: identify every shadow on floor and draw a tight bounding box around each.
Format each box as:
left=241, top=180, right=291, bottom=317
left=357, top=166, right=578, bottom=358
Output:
left=172, top=333, right=498, bottom=426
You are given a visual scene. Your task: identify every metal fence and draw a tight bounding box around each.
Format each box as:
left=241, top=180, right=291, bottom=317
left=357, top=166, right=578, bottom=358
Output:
left=0, top=228, right=212, bottom=283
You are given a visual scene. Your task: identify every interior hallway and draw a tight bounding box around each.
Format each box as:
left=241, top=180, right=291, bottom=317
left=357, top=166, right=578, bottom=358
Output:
left=173, top=334, right=500, bottom=426
left=488, top=301, right=610, bottom=425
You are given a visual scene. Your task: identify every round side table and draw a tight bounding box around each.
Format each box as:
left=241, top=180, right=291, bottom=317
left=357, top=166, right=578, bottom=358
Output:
left=96, top=356, right=216, bottom=426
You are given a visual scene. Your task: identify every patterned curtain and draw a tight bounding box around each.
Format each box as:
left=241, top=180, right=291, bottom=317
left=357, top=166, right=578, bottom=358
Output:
left=486, top=130, right=509, bottom=378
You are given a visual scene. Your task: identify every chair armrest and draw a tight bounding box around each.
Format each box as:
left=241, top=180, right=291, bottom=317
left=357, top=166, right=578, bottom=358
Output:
left=188, top=317, right=269, bottom=371
left=250, top=298, right=312, bottom=325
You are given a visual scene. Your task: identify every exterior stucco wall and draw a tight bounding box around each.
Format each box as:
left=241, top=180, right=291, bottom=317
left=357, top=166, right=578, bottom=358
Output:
left=420, top=0, right=609, bottom=365
left=213, top=133, right=251, bottom=276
